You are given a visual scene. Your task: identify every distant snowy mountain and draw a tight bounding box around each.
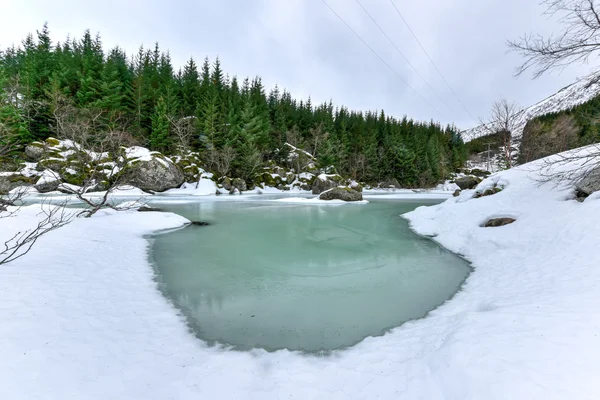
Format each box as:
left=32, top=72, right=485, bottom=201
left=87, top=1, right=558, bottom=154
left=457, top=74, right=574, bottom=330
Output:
left=462, top=73, right=600, bottom=142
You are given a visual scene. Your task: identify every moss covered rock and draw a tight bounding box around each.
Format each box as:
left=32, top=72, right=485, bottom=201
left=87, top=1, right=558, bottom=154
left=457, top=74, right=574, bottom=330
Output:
left=312, top=174, right=345, bottom=194
left=120, top=158, right=184, bottom=192
left=319, top=186, right=363, bottom=201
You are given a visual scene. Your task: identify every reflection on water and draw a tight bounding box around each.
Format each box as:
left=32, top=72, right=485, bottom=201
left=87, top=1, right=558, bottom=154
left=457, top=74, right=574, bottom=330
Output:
left=151, top=199, right=471, bottom=352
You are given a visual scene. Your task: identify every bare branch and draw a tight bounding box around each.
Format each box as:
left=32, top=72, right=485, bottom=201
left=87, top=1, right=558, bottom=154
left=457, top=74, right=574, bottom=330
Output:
left=508, top=0, right=600, bottom=78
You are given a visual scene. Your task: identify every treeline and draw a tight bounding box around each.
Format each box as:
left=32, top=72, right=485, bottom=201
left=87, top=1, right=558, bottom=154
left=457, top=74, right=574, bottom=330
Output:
left=0, top=24, right=467, bottom=186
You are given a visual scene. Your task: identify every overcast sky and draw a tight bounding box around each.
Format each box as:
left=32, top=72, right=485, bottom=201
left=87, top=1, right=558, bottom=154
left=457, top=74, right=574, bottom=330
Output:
left=1, top=0, right=595, bottom=129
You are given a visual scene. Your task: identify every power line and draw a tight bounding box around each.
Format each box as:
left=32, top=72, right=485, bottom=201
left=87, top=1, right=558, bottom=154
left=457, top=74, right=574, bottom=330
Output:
left=388, top=0, right=476, bottom=121
left=354, top=0, right=454, bottom=114
left=320, top=0, right=443, bottom=117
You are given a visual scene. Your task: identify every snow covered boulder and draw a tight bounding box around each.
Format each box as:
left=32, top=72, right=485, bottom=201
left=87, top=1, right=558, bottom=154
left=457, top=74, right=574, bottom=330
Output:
left=319, top=186, right=363, bottom=202
left=33, top=170, right=61, bottom=193
left=312, top=174, right=345, bottom=194
left=575, top=166, right=600, bottom=196
left=455, top=176, right=481, bottom=190
left=121, top=158, right=184, bottom=193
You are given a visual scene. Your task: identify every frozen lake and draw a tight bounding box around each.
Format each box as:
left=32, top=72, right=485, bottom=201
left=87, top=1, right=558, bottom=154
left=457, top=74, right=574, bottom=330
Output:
left=150, top=198, right=471, bottom=352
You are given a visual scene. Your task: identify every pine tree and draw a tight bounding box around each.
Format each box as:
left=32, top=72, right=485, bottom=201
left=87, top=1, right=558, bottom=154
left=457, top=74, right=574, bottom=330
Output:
left=150, top=96, right=170, bottom=152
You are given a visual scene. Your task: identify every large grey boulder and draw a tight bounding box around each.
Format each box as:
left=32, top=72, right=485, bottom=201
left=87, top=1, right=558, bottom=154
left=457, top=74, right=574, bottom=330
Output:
left=576, top=166, right=600, bottom=196
left=312, top=174, right=345, bottom=194
left=0, top=175, right=35, bottom=195
left=455, top=176, right=480, bottom=190
left=121, top=158, right=184, bottom=192
left=319, top=186, right=363, bottom=202
left=231, top=178, right=247, bottom=193
left=25, top=144, right=46, bottom=161
left=34, top=179, right=60, bottom=193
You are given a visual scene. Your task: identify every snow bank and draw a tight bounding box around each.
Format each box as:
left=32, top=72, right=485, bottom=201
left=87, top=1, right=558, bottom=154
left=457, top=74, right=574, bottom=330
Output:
left=1, top=147, right=599, bottom=399
left=162, top=179, right=217, bottom=196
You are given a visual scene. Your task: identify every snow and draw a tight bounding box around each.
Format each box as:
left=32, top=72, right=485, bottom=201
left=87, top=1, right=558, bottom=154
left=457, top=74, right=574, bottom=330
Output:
left=84, top=185, right=148, bottom=197
left=1, top=147, right=600, bottom=399
left=463, top=72, right=600, bottom=142
left=162, top=179, right=217, bottom=196
left=35, top=169, right=60, bottom=185
left=125, top=146, right=170, bottom=168
left=284, top=142, right=315, bottom=160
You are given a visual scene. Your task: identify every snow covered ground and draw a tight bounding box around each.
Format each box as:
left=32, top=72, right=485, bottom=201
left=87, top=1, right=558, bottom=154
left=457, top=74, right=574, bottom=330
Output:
left=1, top=148, right=599, bottom=399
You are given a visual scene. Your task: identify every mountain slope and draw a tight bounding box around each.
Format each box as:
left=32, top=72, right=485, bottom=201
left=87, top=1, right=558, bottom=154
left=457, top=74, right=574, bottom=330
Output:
left=462, top=73, right=600, bottom=142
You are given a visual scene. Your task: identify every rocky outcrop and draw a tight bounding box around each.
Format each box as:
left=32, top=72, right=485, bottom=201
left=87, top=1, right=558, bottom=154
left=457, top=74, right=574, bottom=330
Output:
left=575, top=166, right=600, bottom=196
left=319, top=186, right=363, bottom=202
left=455, top=176, right=480, bottom=190
left=312, top=174, right=345, bottom=194
left=121, top=158, right=184, bottom=193
left=484, top=217, right=516, bottom=227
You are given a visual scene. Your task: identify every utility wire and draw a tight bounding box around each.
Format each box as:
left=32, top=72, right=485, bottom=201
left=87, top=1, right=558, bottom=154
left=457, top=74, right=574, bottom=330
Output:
left=320, top=0, right=443, bottom=117
left=388, top=0, right=476, bottom=121
left=354, top=0, right=454, bottom=114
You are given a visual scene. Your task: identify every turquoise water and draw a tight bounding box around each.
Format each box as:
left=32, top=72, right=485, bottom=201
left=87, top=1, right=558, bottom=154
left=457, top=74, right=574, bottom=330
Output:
left=151, top=198, right=470, bottom=352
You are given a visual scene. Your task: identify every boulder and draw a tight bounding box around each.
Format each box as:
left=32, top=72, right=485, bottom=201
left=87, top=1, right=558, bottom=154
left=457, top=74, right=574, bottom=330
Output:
left=34, top=179, right=60, bottom=193
left=484, top=217, right=516, bottom=227
left=25, top=144, right=46, bottom=161
left=220, top=177, right=233, bottom=191
left=231, top=178, right=247, bottom=193
left=379, top=178, right=401, bottom=189
left=349, top=181, right=364, bottom=192
left=470, top=168, right=491, bottom=178
left=319, top=186, right=363, bottom=202
left=121, top=158, right=184, bottom=192
left=0, top=175, right=35, bottom=195
left=138, top=206, right=162, bottom=212
left=312, top=174, right=345, bottom=194
left=575, top=167, right=600, bottom=196
left=455, top=176, right=480, bottom=190
left=453, top=189, right=461, bottom=197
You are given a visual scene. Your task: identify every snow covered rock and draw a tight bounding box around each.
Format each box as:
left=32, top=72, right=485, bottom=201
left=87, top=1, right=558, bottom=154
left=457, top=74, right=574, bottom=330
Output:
left=312, top=174, right=345, bottom=194
left=454, top=176, right=480, bottom=190
left=319, top=186, right=363, bottom=202
left=33, top=169, right=61, bottom=193
left=121, top=158, right=184, bottom=193
left=576, top=166, right=600, bottom=195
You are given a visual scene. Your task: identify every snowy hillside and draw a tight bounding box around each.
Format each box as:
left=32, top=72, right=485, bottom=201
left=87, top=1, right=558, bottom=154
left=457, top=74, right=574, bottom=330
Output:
left=462, top=72, right=600, bottom=142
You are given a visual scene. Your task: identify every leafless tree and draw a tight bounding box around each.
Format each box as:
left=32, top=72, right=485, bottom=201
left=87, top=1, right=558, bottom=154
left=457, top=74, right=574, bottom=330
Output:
left=508, top=0, right=600, bottom=78
left=168, top=115, right=196, bottom=152
left=0, top=189, right=74, bottom=265
left=479, top=97, right=522, bottom=169
left=49, top=94, right=140, bottom=217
